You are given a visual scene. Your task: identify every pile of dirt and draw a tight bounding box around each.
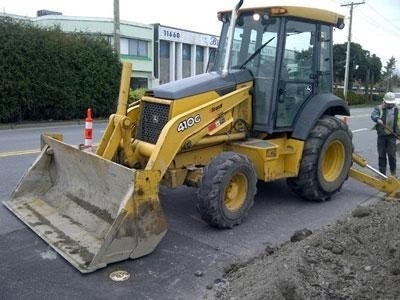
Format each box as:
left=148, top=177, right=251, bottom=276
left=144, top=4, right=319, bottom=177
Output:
left=205, top=199, right=400, bottom=299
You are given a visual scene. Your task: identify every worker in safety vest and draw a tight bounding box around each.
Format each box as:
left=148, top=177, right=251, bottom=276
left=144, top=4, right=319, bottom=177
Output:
left=371, top=92, right=400, bottom=176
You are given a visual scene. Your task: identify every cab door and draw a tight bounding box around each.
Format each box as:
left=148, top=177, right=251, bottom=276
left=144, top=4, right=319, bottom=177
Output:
left=275, top=19, right=318, bottom=128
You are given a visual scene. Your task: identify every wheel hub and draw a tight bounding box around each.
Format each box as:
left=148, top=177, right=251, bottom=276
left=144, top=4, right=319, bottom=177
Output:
left=225, top=173, right=248, bottom=212
left=322, top=140, right=345, bottom=182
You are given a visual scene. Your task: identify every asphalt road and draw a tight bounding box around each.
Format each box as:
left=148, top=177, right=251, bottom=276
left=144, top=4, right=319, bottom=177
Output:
left=0, top=108, right=383, bottom=299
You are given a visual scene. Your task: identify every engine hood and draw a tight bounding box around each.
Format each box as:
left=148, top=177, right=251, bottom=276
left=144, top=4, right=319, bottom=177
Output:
left=147, top=69, right=253, bottom=100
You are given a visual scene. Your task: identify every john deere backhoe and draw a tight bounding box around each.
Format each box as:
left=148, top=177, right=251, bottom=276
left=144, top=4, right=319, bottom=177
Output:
left=4, top=1, right=400, bottom=273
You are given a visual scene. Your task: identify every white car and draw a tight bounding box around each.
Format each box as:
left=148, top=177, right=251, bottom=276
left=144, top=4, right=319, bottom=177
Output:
left=395, top=92, right=400, bottom=106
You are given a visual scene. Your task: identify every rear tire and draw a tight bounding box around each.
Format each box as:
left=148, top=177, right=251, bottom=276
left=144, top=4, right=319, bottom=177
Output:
left=287, top=115, right=353, bottom=201
left=197, top=152, right=257, bottom=228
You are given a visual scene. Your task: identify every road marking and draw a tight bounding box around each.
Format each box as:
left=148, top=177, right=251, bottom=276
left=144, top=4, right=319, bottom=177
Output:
left=0, top=149, right=40, bottom=157
left=352, top=128, right=369, bottom=133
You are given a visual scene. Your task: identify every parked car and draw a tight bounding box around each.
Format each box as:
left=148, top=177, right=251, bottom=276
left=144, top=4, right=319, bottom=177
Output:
left=395, top=92, right=400, bottom=106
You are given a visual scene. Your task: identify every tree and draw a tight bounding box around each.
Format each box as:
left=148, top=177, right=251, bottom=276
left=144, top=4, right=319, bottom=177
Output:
left=333, top=42, right=382, bottom=92
left=368, top=54, right=382, bottom=84
left=333, top=43, right=366, bottom=89
left=365, top=54, right=383, bottom=101
left=333, top=43, right=346, bottom=84
left=382, top=57, right=397, bottom=91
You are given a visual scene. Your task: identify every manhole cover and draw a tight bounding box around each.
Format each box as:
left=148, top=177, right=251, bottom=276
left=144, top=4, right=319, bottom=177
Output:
left=109, top=270, right=131, bottom=282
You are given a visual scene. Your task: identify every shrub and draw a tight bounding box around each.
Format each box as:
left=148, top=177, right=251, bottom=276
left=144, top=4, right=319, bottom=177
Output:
left=333, top=88, right=384, bottom=106
left=128, top=88, right=147, bottom=104
left=0, top=17, right=121, bottom=123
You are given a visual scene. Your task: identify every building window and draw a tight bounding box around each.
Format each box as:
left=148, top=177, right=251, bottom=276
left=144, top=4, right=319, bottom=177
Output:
left=196, top=46, right=204, bottom=74
left=131, top=77, right=148, bottom=89
left=121, top=38, right=148, bottom=57
left=182, top=43, right=191, bottom=78
left=160, top=40, right=170, bottom=84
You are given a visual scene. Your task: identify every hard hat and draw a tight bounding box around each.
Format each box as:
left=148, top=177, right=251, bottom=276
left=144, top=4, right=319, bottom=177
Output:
left=383, top=92, right=396, bottom=104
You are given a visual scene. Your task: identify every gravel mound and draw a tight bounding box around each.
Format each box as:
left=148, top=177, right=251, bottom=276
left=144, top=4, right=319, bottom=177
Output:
left=205, top=199, right=400, bottom=299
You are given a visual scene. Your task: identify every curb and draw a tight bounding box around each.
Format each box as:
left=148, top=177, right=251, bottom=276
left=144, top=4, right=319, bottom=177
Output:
left=0, top=119, right=108, bottom=130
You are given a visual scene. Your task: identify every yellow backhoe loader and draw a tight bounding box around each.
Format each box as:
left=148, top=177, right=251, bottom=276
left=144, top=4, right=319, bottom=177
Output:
left=4, top=1, right=400, bottom=273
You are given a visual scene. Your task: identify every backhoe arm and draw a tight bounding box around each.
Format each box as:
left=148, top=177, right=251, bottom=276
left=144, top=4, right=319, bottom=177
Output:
left=349, top=153, right=400, bottom=199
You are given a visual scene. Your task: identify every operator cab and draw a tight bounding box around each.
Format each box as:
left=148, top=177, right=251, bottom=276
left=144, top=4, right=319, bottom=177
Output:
left=210, top=5, right=345, bottom=134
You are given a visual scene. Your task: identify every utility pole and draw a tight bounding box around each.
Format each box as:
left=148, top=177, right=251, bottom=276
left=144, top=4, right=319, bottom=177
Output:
left=341, top=1, right=365, bottom=103
left=113, top=0, right=120, bottom=55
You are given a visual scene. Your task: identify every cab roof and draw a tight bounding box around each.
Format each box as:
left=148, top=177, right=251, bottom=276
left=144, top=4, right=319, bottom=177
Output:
left=219, top=2, right=345, bottom=28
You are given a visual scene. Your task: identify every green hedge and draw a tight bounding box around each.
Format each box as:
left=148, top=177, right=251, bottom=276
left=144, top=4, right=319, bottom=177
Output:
left=0, top=17, right=122, bottom=123
left=333, top=89, right=384, bottom=106
left=128, top=88, right=146, bottom=104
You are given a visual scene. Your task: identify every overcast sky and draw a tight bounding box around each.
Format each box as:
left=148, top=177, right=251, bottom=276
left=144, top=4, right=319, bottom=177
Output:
left=2, top=0, right=400, bottom=71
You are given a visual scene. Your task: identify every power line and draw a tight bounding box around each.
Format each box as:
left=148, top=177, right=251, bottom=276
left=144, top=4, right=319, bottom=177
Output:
left=351, top=2, right=400, bottom=37
left=365, top=2, right=400, bottom=32
left=356, top=9, right=399, bottom=38
left=348, top=2, right=400, bottom=64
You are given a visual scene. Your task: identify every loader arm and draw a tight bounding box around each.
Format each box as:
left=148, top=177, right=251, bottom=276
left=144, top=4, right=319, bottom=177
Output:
left=96, top=62, right=138, bottom=166
left=142, top=84, right=252, bottom=177
left=349, top=153, right=400, bottom=199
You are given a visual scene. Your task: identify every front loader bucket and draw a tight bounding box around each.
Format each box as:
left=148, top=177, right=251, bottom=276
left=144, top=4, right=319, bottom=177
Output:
left=3, top=135, right=167, bottom=273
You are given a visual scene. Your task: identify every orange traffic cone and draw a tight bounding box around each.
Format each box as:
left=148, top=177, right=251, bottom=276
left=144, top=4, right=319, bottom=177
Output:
left=84, top=108, right=93, bottom=148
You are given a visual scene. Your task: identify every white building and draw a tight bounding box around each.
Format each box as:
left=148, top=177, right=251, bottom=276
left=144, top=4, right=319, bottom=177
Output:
left=1, top=11, right=219, bottom=89
left=154, top=24, right=219, bottom=85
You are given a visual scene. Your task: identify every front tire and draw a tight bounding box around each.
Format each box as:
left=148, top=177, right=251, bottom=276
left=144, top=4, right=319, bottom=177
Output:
left=197, top=152, right=257, bottom=228
left=287, top=115, right=353, bottom=201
